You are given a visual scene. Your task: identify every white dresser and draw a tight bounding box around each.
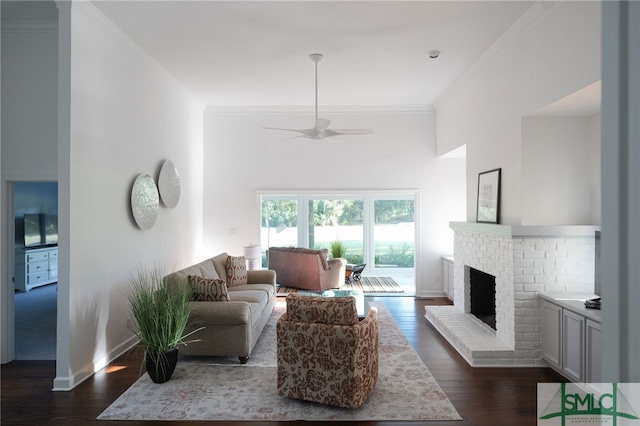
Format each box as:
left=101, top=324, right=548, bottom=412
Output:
left=15, top=245, right=58, bottom=292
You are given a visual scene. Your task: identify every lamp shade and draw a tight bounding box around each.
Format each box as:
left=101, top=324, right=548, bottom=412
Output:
left=243, top=244, right=262, bottom=270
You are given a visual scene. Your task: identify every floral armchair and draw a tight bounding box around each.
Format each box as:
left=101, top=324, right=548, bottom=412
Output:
left=276, top=293, right=379, bottom=409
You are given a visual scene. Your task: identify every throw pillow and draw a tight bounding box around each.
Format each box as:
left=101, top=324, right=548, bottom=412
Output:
left=225, top=255, right=248, bottom=287
left=188, top=275, right=229, bottom=301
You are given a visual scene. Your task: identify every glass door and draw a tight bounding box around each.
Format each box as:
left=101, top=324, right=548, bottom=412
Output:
left=261, top=198, right=298, bottom=266
left=372, top=198, right=415, bottom=278
left=260, top=192, right=416, bottom=292
left=308, top=198, right=364, bottom=263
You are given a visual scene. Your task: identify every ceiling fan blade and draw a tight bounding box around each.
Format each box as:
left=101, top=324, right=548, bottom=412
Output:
left=263, top=126, right=316, bottom=138
left=263, top=126, right=305, bottom=132
left=279, top=134, right=309, bottom=141
left=323, top=128, right=374, bottom=137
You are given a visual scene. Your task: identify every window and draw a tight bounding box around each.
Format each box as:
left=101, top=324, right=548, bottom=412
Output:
left=260, top=192, right=416, bottom=283
left=261, top=198, right=298, bottom=265
left=373, top=198, right=415, bottom=270
left=308, top=198, right=364, bottom=262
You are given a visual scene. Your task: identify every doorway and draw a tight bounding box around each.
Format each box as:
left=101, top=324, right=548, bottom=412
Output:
left=13, top=181, right=58, bottom=360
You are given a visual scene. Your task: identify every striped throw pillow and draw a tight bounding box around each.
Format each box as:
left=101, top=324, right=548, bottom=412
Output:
left=188, top=275, right=229, bottom=301
left=225, top=255, right=248, bottom=287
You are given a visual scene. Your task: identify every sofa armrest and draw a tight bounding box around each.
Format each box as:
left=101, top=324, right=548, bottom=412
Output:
left=327, top=258, right=347, bottom=270
left=247, top=269, right=276, bottom=285
left=188, top=301, right=251, bottom=326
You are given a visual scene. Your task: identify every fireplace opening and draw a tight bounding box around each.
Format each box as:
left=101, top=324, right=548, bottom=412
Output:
left=468, top=267, right=496, bottom=330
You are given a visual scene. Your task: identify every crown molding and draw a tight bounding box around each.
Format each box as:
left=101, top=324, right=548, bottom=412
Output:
left=204, top=104, right=434, bottom=115
left=435, top=0, right=560, bottom=109
left=1, top=20, right=58, bottom=34
left=70, top=1, right=203, bottom=109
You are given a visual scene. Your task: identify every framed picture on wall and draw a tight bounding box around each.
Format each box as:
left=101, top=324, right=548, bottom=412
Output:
left=476, top=168, right=501, bottom=224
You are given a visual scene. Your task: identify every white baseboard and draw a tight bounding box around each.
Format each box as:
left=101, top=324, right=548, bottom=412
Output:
left=52, top=336, right=139, bottom=391
left=415, top=290, right=449, bottom=299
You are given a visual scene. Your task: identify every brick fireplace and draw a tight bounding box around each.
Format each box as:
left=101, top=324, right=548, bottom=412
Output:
left=424, top=222, right=598, bottom=367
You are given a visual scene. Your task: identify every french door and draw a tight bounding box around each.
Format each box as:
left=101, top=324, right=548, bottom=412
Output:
left=260, top=192, right=416, bottom=280
left=372, top=197, right=415, bottom=276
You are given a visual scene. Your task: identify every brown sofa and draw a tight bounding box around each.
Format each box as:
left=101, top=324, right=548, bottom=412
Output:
left=164, top=253, right=276, bottom=363
left=267, top=246, right=346, bottom=291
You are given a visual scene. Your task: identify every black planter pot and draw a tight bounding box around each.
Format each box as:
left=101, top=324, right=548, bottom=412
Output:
left=145, top=347, right=179, bottom=383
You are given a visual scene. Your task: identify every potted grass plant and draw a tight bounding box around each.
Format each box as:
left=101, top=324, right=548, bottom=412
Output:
left=128, top=265, right=202, bottom=383
left=330, top=238, right=347, bottom=259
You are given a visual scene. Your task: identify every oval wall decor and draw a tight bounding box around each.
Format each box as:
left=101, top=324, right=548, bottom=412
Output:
left=131, top=173, right=159, bottom=230
left=158, top=159, right=180, bottom=208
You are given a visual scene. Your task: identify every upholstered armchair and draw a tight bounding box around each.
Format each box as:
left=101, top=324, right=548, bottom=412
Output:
left=276, top=293, right=379, bottom=409
left=268, top=247, right=347, bottom=291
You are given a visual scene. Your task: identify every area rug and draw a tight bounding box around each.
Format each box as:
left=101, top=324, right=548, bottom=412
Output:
left=277, top=276, right=404, bottom=295
left=97, top=302, right=461, bottom=421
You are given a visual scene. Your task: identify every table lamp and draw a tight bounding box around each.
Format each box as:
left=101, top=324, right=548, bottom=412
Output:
left=243, top=244, right=262, bottom=270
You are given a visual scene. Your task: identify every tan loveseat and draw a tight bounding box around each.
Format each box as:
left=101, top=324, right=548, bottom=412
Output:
left=164, top=252, right=276, bottom=363
left=267, top=247, right=347, bottom=291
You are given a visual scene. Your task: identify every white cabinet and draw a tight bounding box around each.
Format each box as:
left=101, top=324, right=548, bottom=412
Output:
left=15, top=245, right=58, bottom=292
left=586, top=319, right=602, bottom=382
left=442, top=256, right=454, bottom=300
left=540, top=294, right=601, bottom=383
left=542, top=301, right=562, bottom=370
left=562, top=309, right=585, bottom=382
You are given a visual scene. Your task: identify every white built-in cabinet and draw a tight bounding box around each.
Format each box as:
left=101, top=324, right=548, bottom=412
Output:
left=442, top=256, right=454, bottom=300
left=561, top=309, right=585, bottom=382
left=541, top=301, right=562, bottom=370
left=540, top=294, right=602, bottom=383
left=585, top=319, right=602, bottom=382
left=15, top=245, right=58, bottom=292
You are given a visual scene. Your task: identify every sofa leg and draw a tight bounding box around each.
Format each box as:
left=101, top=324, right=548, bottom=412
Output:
left=239, top=356, right=249, bottom=364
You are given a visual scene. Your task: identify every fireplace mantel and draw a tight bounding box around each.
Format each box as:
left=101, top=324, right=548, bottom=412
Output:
left=449, top=222, right=600, bottom=238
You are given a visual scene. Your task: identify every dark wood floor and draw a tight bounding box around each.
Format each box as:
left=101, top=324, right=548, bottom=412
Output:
left=1, top=296, right=566, bottom=425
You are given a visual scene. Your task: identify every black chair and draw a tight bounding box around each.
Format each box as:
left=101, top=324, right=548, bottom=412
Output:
left=346, top=263, right=366, bottom=283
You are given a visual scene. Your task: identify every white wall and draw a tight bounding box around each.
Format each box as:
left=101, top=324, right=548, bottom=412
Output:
left=0, top=3, right=3, bottom=364
left=1, top=18, right=59, bottom=363
left=521, top=115, right=601, bottom=225
left=0, top=6, right=5, bottom=365
left=436, top=1, right=601, bottom=225
left=1, top=21, right=58, bottom=181
left=588, top=114, right=601, bottom=224
left=203, top=110, right=466, bottom=297
left=601, top=0, right=640, bottom=382
left=54, top=2, right=204, bottom=389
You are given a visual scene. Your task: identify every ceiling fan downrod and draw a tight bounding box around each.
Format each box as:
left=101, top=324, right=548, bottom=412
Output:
left=310, top=54, right=323, bottom=122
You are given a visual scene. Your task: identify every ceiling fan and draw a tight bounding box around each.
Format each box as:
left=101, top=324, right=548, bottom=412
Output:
left=264, top=53, right=373, bottom=140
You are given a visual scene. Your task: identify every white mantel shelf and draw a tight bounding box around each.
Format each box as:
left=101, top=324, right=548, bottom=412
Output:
left=449, top=222, right=600, bottom=238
